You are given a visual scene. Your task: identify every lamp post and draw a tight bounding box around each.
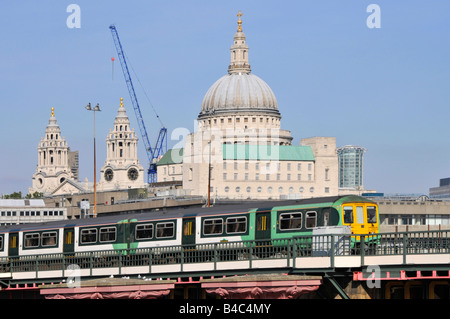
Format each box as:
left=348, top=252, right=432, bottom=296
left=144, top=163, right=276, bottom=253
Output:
left=85, top=103, right=101, bottom=218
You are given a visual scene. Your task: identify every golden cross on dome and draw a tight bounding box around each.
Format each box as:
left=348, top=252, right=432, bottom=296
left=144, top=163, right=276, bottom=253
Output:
left=120, top=97, right=124, bottom=107
left=237, top=10, right=243, bottom=32
left=51, top=107, right=54, bottom=117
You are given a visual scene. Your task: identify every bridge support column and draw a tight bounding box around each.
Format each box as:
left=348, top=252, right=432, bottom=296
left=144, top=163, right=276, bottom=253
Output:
left=201, top=274, right=322, bottom=299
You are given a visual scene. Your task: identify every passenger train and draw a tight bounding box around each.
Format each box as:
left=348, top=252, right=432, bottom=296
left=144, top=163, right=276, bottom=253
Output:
left=0, top=195, right=379, bottom=261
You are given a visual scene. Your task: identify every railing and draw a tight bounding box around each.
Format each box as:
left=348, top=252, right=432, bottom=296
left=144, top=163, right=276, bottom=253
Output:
left=1, top=230, right=450, bottom=278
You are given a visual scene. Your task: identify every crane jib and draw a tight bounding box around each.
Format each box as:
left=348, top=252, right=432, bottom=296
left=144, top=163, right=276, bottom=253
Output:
left=109, top=24, right=168, bottom=183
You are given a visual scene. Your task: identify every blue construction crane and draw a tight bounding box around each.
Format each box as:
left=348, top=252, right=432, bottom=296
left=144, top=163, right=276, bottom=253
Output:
left=109, top=24, right=167, bottom=183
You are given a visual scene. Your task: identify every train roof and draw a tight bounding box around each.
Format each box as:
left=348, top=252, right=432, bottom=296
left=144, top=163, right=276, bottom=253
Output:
left=0, top=195, right=374, bottom=233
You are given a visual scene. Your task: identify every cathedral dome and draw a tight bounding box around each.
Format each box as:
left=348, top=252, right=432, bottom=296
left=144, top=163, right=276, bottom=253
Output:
left=198, top=12, right=280, bottom=119
left=200, top=73, right=279, bottom=116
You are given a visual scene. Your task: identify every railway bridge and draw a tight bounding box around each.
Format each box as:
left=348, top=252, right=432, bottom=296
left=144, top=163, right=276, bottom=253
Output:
left=1, top=230, right=450, bottom=299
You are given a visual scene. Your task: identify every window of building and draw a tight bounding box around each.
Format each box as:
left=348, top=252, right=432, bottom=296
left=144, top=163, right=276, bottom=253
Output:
left=235, top=187, right=240, bottom=193
left=225, top=186, right=230, bottom=193
left=246, top=186, right=251, bottom=193
left=325, top=187, right=330, bottom=193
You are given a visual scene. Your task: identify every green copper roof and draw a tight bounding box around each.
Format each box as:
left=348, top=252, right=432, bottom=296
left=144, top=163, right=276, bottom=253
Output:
left=222, top=144, right=315, bottom=161
left=156, top=148, right=184, bottom=166
left=156, top=144, right=315, bottom=166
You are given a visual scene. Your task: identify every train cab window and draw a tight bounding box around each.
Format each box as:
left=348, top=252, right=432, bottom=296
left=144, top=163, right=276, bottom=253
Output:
left=279, top=213, right=302, bottom=230
left=136, top=224, right=153, bottom=240
left=356, top=206, right=364, bottom=224
left=305, top=211, right=317, bottom=229
left=367, top=206, right=377, bottom=223
left=24, top=233, right=40, bottom=248
left=42, top=232, right=57, bottom=247
left=156, top=222, right=175, bottom=238
left=81, top=228, right=97, bottom=244
left=226, top=217, right=247, bottom=234
left=100, top=227, right=117, bottom=243
left=203, top=218, right=223, bottom=235
left=343, top=206, right=354, bottom=224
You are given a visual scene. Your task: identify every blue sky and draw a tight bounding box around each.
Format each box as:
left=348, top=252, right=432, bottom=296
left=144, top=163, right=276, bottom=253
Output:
left=0, top=1, right=449, bottom=196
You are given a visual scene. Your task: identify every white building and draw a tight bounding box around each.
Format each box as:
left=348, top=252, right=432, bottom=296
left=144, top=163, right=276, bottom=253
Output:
left=157, top=13, right=339, bottom=200
left=98, top=98, right=145, bottom=191
left=30, top=108, right=78, bottom=196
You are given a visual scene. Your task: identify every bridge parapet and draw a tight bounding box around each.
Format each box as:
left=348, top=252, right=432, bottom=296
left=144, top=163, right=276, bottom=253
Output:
left=1, top=230, right=449, bottom=284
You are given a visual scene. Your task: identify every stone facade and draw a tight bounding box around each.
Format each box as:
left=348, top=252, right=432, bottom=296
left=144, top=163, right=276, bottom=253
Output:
left=30, top=108, right=77, bottom=196
left=156, top=15, right=339, bottom=200
left=98, top=98, right=145, bottom=191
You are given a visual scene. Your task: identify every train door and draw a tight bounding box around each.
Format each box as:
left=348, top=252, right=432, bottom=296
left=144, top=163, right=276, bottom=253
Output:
left=63, top=227, right=75, bottom=254
left=8, top=232, right=18, bottom=257
left=182, top=217, right=196, bottom=247
left=118, top=220, right=137, bottom=250
left=255, top=212, right=271, bottom=241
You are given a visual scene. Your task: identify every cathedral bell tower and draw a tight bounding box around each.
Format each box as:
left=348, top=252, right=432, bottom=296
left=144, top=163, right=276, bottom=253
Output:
left=30, top=108, right=75, bottom=195
left=98, top=98, right=145, bottom=191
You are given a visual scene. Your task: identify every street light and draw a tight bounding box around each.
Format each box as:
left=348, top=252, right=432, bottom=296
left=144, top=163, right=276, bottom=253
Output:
left=85, top=103, right=101, bottom=217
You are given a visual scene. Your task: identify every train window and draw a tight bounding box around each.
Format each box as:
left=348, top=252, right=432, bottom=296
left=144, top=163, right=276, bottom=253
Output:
left=203, top=218, right=223, bottom=235
left=100, top=227, right=117, bottom=243
left=226, top=217, right=247, bottom=234
left=343, top=206, right=354, bottom=224
left=156, top=222, right=175, bottom=238
left=24, top=233, right=40, bottom=248
left=279, top=213, right=302, bottom=230
left=356, top=206, right=364, bottom=224
left=136, top=224, right=153, bottom=240
left=305, top=211, right=317, bottom=229
left=367, top=206, right=377, bottom=223
left=81, top=228, right=97, bottom=244
left=323, top=208, right=331, bottom=226
left=42, top=232, right=57, bottom=247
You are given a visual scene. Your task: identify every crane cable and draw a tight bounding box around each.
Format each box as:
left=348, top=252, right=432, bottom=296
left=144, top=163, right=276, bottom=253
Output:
left=121, top=51, right=165, bottom=128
